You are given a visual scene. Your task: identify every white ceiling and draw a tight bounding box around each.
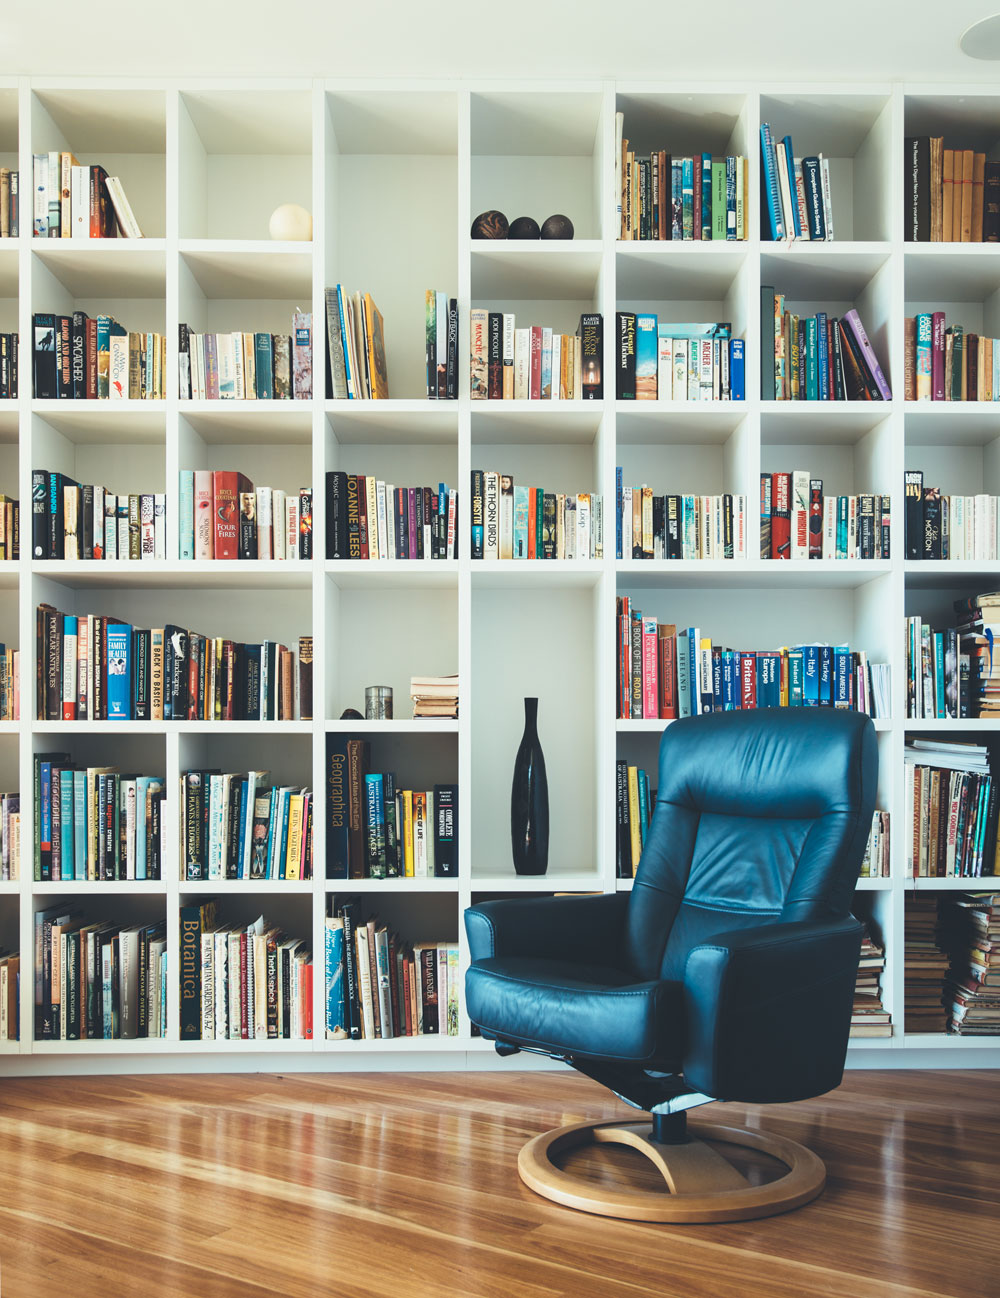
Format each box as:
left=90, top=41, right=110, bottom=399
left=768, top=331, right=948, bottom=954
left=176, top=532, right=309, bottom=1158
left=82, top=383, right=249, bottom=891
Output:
left=3, top=0, right=1000, bottom=82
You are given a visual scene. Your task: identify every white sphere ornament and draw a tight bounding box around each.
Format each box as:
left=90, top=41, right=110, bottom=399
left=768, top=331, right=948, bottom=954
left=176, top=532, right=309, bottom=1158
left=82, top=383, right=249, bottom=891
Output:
left=268, top=203, right=312, bottom=242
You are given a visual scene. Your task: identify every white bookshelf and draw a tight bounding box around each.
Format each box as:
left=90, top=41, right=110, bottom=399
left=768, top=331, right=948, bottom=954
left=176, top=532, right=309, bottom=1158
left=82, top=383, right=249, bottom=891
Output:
left=0, top=76, right=997, bottom=1074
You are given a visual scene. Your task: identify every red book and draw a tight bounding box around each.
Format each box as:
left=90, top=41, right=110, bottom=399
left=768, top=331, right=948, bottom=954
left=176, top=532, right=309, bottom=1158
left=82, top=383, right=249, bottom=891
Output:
left=693, top=154, right=702, bottom=240
left=85, top=317, right=98, bottom=398
left=194, top=470, right=213, bottom=559
left=530, top=326, right=542, bottom=400
left=357, top=475, right=369, bottom=559
left=740, top=651, right=757, bottom=709
left=641, top=617, right=658, bottom=718
left=658, top=623, right=677, bottom=719
left=932, top=311, right=946, bottom=400
left=302, top=961, right=313, bottom=1039
left=808, top=481, right=823, bottom=559
left=527, top=488, right=537, bottom=559
left=770, top=471, right=791, bottom=559
left=212, top=471, right=252, bottom=560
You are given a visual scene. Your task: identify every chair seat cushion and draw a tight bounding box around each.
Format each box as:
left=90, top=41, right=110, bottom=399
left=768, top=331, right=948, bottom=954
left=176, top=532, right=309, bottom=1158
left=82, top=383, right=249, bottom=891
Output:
left=466, top=956, right=683, bottom=1066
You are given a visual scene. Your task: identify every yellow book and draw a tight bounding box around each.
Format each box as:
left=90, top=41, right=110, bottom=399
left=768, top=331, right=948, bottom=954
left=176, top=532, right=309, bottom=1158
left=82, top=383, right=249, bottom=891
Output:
left=779, top=647, right=789, bottom=707
left=628, top=766, right=641, bottom=875
left=284, top=793, right=303, bottom=880
left=150, top=628, right=164, bottom=720
left=402, top=789, right=414, bottom=877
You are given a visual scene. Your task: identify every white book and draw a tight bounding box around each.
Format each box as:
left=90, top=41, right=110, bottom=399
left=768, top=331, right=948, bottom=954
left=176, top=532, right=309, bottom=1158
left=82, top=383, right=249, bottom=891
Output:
left=575, top=493, right=591, bottom=561
left=736, top=494, right=747, bottom=559
left=484, top=471, right=500, bottom=559
left=673, top=344, right=687, bottom=400
left=699, top=338, right=714, bottom=401
left=243, top=332, right=256, bottom=399
left=364, top=477, right=378, bottom=559
left=109, top=335, right=128, bottom=399
left=820, top=155, right=835, bottom=240
left=541, top=327, right=552, bottom=398
left=272, top=489, right=286, bottom=559
left=286, top=494, right=299, bottom=561
left=32, top=153, right=47, bottom=237
left=564, top=495, right=576, bottom=560
left=104, top=175, right=143, bottom=238
left=847, top=495, right=857, bottom=560
left=657, top=336, right=672, bottom=399
left=153, top=494, right=166, bottom=559
left=622, top=486, right=633, bottom=559
left=550, top=331, right=561, bottom=401
left=502, top=313, right=515, bottom=398
left=376, top=480, right=388, bottom=560
left=975, top=493, right=990, bottom=561
left=256, top=487, right=273, bottom=560
left=823, top=496, right=837, bottom=559
left=385, top=482, right=396, bottom=559
left=70, top=166, right=89, bottom=239
left=775, top=143, right=795, bottom=241
left=232, top=331, right=245, bottom=399
left=688, top=340, right=699, bottom=400
left=514, top=328, right=530, bottom=399
left=217, top=334, right=236, bottom=399
left=593, top=496, right=603, bottom=559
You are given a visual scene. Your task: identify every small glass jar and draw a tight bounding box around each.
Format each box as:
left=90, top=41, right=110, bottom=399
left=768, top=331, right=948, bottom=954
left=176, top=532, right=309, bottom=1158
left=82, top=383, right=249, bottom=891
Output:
left=365, top=685, right=393, bottom=720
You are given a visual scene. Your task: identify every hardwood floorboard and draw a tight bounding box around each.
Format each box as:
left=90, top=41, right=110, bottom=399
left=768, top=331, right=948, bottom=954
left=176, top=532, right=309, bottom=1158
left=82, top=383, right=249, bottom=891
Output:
left=0, top=1069, right=995, bottom=1298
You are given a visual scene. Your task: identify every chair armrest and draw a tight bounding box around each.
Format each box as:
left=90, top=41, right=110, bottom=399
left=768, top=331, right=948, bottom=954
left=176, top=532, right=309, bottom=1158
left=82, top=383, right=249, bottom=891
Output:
left=465, top=893, right=630, bottom=965
left=682, top=916, right=863, bottom=1104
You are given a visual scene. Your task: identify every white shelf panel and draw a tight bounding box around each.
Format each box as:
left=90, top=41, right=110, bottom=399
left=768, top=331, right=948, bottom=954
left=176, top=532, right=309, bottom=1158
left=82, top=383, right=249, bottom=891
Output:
left=32, top=720, right=313, bottom=734
left=470, top=244, right=603, bottom=300
left=324, top=719, right=458, bottom=734
left=470, top=873, right=604, bottom=892
left=325, top=561, right=457, bottom=589
left=32, top=560, right=314, bottom=589
left=33, top=880, right=167, bottom=893
left=904, top=718, right=1000, bottom=732
left=761, top=404, right=892, bottom=445
left=472, top=403, right=602, bottom=444
left=906, top=877, right=999, bottom=890
left=616, top=243, right=748, bottom=300
left=905, top=407, right=1000, bottom=446
left=760, top=247, right=890, bottom=299
left=902, top=1034, right=1000, bottom=1050
left=31, top=241, right=167, bottom=297
left=760, top=400, right=893, bottom=417
left=904, top=561, right=1000, bottom=583
left=617, top=559, right=891, bottom=588
left=470, top=561, right=603, bottom=588
left=854, top=877, right=893, bottom=890
left=324, top=401, right=458, bottom=444
left=181, top=403, right=314, bottom=443
left=0, top=564, right=17, bottom=589
left=616, top=404, right=747, bottom=445
left=31, top=401, right=167, bottom=444
left=0, top=247, right=19, bottom=297
left=617, top=716, right=892, bottom=733
left=0, top=880, right=20, bottom=893
left=180, top=244, right=312, bottom=299
left=178, top=879, right=314, bottom=893
left=321, top=877, right=459, bottom=892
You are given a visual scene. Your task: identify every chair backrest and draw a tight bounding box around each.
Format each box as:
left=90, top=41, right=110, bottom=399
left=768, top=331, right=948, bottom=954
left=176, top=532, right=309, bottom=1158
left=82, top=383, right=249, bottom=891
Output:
left=623, top=708, right=877, bottom=983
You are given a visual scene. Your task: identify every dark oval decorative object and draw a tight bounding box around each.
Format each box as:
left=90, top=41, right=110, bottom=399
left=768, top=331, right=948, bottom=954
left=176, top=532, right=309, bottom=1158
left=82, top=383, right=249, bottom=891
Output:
left=340, top=708, right=364, bottom=720
left=471, top=210, right=509, bottom=239
left=540, top=213, right=574, bottom=240
left=511, top=697, right=549, bottom=875
left=508, top=216, right=541, bottom=239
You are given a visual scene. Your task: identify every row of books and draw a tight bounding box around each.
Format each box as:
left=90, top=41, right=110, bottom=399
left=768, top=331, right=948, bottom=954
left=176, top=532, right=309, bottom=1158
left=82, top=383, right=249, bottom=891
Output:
left=325, top=901, right=459, bottom=1039
left=35, top=908, right=167, bottom=1040
left=0, top=168, right=19, bottom=237
left=178, top=318, right=312, bottom=401
left=905, top=139, right=1000, bottom=243
left=178, top=471, right=313, bottom=561
left=179, top=901, right=311, bottom=1041
left=326, top=473, right=457, bottom=561
left=904, top=315, right=1000, bottom=402
left=0, top=951, right=17, bottom=1040
left=31, top=472, right=166, bottom=561
left=470, top=311, right=603, bottom=400
left=860, top=809, right=890, bottom=878
left=323, top=286, right=388, bottom=400
left=616, top=604, right=891, bottom=719
left=904, top=617, right=962, bottom=720
left=423, top=290, right=458, bottom=400
left=0, top=646, right=18, bottom=721
left=616, top=121, right=749, bottom=241
left=904, top=893, right=951, bottom=1032
left=34, top=754, right=164, bottom=881
left=943, top=895, right=998, bottom=1034
left=325, top=736, right=457, bottom=878
left=411, top=674, right=458, bottom=720
left=471, top=473, right=603, bottom=561
left=0, top=793, right=20, bottom=880
left=615, top=316, right=745, bottom=402
left=762, top=294, right=892, bottom=402
left=180, top=770, right=313, bottom=881
left=614, top=760, right=653, bottom=878
left=35, top=605, right=308, bottom=722
left=904, top=474, right=1000, bottom=561
left=955, top=592, right=1000, bottom=719
left=617, top=482, right=747, bottom=561
left=759, top=125, right=835, bottom=242
left=0, top=493, right=18, bottom=558
left=33, top=313, right=167, bottom=400
left=852, top=928, right=891, bottom=1037
left=761, top=473, right=891, bottom=561
left=0, top=333, right=17, bottom=396
left=904, top=740, right=998, bottom=879
left=32, top=155, right=141, bottom=238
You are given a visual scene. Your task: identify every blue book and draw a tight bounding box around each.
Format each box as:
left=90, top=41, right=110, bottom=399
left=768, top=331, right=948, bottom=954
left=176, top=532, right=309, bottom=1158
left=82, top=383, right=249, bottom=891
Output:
left=336, top=285, right=354, bottom=398
left=816, top=312, right=829, bottom=400
left=73, top=770, right=87, bottom=879
left=60, top=769, right=74, bottom=879
left=235, top=777, right=249, bottom=879
left=730, top=339, right=745, bottom=400
left=671, top=160, right=683, bottom=239
left=801, top=158, right=825, bottom=239
left=756, top=652, right=780, bottom=707
left=635, top=314, right=658, bottom=398
left=254, top=333, right=274, bottom=399
left=819, top=646, right=833, bottom=705
left=934, top=632, right=946, bottom=719
left=513, top=484, right=529, bottom=560
left=837, top=496, right=848, bottom=558
left=616, top=466, right=623, bottom=560
left=364, top=773, right=385, bottom=878
left=265, top=786, right=280, bottom=878
left=106, top=624, right=132, bottom=720
left=276, top=788, right=293, bottom=879
left=676, top=630, right=691, bottom=718
left=39, top=761, right=52, bottom=877
left=781, top=136, right=801, bottom=237
left=712, top=649, right=723, bottom=710
left=636, top=769, right=649, bottom=848
left=178, top=470, right=195, bottom=559
left=787, top=649, right=804, bottom=705
left=325, top=918, right=347, bottom=1037
left=721, top=649, right=736, bottom=710
left=833, top=646, right=851, bottom=708
left=805, top=317, right=819, bottom=400
left=759, top=124, right=785, bottom=240
left=687, top=627, right=700, bottom=716
left=701, top=152, right=712, bottom=240
left=802, top=645, right=820, bottom=706
left=681, top=158, right=694, bottom=238
left=725, top=155, right=737, bottom=240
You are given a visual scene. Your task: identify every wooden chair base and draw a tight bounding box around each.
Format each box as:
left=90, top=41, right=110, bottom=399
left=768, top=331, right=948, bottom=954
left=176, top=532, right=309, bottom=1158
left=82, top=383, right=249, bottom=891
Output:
left=518, top=1119, right=827, bottom=1223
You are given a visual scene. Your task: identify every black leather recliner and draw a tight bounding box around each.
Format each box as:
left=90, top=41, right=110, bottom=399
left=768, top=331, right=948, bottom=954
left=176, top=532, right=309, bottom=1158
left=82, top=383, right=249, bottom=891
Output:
left=465, top=707, right=877, bottom=1223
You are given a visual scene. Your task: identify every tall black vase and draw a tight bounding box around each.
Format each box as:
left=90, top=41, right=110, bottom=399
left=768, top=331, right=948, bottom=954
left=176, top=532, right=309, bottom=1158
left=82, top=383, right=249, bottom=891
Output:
left=511, top=696, right=549, bottom=875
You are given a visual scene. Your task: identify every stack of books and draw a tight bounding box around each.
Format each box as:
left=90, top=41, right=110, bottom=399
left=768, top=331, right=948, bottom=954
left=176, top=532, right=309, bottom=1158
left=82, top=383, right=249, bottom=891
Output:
left=470, top=311, right=602, bottom=400
left=410, top=674, right=458, bottom=720
left=906, top=474, right=1000, bottom=561
left=424, top=290, right=458, bottom=399
left=904, top=137, right=999, bottom=242
left=760, top=124, right=835, bottom=241
left=323, top=286, right=388, bottom=400
left=614, top=760, right=653, bottom=878
left=178, top=315, right=312, bottom=400
left=904, top=739, right=997, bottom=877
left=851, top=928, right=891, bottom=1037
left=471, top=473, right=602, bottom=561
left=0, top=168, right=19, bottom=237
left=618, top=476, right=746, bottom=561
left=762, top=292, right=890, bottom=402
left=616, top=117, right=748, bottom=240
left=33, top=753, right=164, bottom=881
left=904, top=313, right=1000, bottom=401
left=31, top=154, right=141, bottom=238
left=326, top=473, right=457, bottom=561
left=0, top=644, right=18, bottom=721
left=0, top=949, right=18, bottom=1041
left=942, top=894, right=999, bottom=1034
left=860, top=808, right=891, bottom=878
left=0, top=492, right=18, bottom=557
left=32, top=471, right=165, bottom=561
left=0, top=792, right=20, bottom=880
left=179, top=471, right=312, bottom=561
left=761, top=471, right=890, bottom=561
left=35, top=604, right=305, bottom=722
left=616, top=604, right=891, bottom=720
left=35, top=907, right=167, bottom=1040
left=904, top=894, right=950, bottom=1033
left=615, top=317, right=744, bottom=402
left=180, top=770, right=313, bottom=881
left=33, top=313, right=166, bottom=399
left=325, top=898, right=459, bottom=1040
left=179, top=900, right=312, bottom=1042
left=0, top=333, right=17, bottom=396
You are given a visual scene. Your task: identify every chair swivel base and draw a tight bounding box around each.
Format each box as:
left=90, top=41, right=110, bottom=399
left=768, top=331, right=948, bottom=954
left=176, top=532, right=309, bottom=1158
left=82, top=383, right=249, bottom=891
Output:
left=518, top=1118, right=826, bottom=1223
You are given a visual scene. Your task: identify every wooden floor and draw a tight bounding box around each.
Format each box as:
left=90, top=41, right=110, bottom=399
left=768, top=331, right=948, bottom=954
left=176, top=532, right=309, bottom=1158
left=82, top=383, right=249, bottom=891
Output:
left=0, top=1069, right=996, bottom=1298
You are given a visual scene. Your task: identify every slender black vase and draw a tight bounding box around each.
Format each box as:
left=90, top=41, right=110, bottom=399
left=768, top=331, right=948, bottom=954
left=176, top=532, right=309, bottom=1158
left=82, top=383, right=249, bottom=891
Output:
left=511, top=696, right=549, bottom=875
